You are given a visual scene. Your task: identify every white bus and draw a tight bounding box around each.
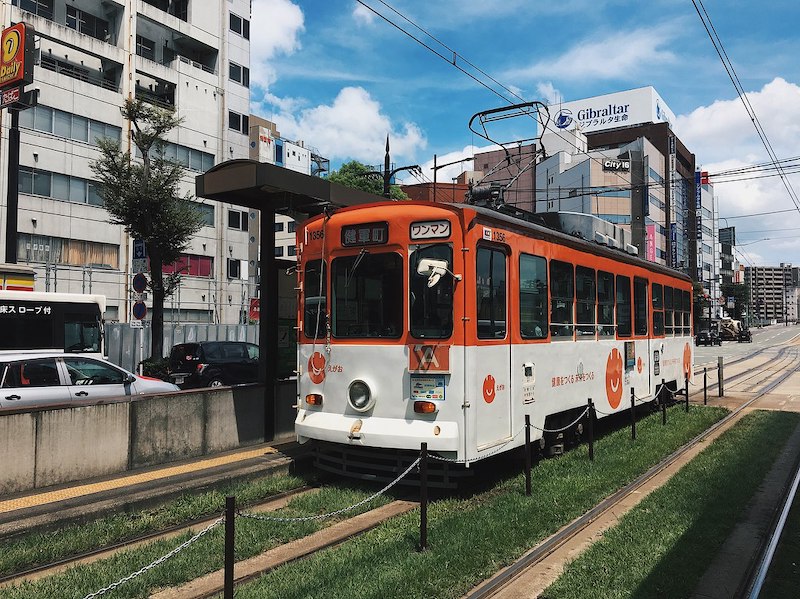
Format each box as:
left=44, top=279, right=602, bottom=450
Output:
left=0, top=290, right=105, bottom=357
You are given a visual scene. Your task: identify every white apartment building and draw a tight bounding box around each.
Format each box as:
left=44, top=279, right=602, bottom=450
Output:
left=0, top=0, right=259, bottom=324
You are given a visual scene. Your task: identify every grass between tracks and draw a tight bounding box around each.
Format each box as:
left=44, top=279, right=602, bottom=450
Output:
left=4, top=405, right=728, bottom=599
left=543, top=410, right=800, bottom=599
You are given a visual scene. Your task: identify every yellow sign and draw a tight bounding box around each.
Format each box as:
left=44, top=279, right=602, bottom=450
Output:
left=0, top=23, right=33, bottom=90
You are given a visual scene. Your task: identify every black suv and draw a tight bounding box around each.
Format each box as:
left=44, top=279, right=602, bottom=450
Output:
left=167, top=341, right=259, bottom=389
left=695, top=330, right=721, bottom=346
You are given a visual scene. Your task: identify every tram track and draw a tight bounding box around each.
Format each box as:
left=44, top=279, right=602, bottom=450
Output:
left=0, top=486, right=318, bottom=589
left=466, top=345, right=800, bottom=599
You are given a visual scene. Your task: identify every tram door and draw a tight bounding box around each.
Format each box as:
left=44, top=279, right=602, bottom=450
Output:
left=474, top=246, right=512, bottom=449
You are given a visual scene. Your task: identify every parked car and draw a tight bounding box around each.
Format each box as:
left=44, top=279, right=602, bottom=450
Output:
left=167, top=341, right=260, bottom=389
left=0, top=353, right=178, bottom=410
left=738, top=328, right=753, bottom=343
left=695, top=330, right=722, bottom=346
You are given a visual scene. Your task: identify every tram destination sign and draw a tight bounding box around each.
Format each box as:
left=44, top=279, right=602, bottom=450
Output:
left=410, top=220, right=451, bottom=240
left=341, top=222, right=388, bottom=246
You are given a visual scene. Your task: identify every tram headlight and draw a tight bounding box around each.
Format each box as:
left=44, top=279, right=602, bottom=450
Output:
left=348, top=380, right=374, bottom=412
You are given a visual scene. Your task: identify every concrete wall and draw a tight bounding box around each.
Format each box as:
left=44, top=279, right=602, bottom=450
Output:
left=0, top=381, right=296, bottom=495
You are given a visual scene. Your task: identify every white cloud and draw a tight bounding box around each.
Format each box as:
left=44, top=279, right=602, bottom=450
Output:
left=675, top=78, right=800, bottom=265
left=536, top=82, right=562, bottom=105
left=506, top=26, right=677, bottom=82
left=250, top=0, right=305, bottom=86
left=273, top=87, right=427, bottom=163
left=352, top=2, right=375, bottom=25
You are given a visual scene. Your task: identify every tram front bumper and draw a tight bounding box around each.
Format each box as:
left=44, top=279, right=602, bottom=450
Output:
left=295, top=410, right=459, bottom=451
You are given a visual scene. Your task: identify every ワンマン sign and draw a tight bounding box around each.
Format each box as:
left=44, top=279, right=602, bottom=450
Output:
left=0, top=23, right=35, bottom=91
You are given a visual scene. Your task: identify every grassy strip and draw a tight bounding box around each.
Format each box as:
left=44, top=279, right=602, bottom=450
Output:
left=0, top=472, right=305, bottom=578
left=543, top=410, right=800, bottom=599
left=3, top=484, right=394, bottom=598
left=3, top=406, right=728, bottom=599
left=223, top=406, right=728, bottom=599
left=757, top=477, right=800, bottom=598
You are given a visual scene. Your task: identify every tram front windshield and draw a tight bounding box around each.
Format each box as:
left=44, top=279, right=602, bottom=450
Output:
left=410, top=244, right=453, bottom=339
left=332, top=251, right=403, bottom=338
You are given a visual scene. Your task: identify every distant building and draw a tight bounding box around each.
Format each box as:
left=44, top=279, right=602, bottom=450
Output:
left=719, top=227, right=736, bottom=286
left=744, top=264, right=799, bottom=324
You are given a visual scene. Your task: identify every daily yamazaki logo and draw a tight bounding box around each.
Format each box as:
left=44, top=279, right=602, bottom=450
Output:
left=308, top=352, right=326, bottom=384
left=482, top=374, right=496, bottom=403
left=605, top=348, right=624, bottom=409
left=683, top=343, right=692, bottom=380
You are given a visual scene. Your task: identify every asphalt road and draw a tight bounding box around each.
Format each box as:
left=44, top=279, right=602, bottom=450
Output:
left=694, top=324, right=800, bottom=369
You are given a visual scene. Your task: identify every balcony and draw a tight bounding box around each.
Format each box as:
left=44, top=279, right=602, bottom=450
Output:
left=142, top=0, right=188, bottom=22
left=40, top=54, right=120, bottom=93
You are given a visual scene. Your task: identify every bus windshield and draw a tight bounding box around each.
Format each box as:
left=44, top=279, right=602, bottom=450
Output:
left=410, top=244, right=453, bottom=339
left=332, top=251, right=403, bottom=338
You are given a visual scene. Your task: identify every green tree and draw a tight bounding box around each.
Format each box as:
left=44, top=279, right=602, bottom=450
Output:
left=329, top=160, right=409, bottom=200
left=91, top=99, right=204, bottom=361
left=721, top=282, right=750, bottom=321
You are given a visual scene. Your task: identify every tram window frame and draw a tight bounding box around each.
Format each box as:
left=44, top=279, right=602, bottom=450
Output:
left=576, top=266, right=596, bottom=338
left=410, top=244, right=454, bottom=339
left=476, top=246, right=507, bottom=340
left=682, top=289, right=691, bottom=335
left=331, top=251, right=404, bottom=339
left=616, top=275, right=632, bottom=338
left=549, top=260, right=574, bottom=340
left=303, top=260, right=327, bottom=339
left=519, top=253, right=547, bottom=340
left=652, top=282, right=664, bottom=336
left=664, top=285, right=674, bottom=336
left=634, top=277, right=648, bottom=336
left=597, top=271, right=615, bottom=337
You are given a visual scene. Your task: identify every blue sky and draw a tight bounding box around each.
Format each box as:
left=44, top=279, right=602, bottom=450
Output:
left=249, top=0, right=800, bottom=267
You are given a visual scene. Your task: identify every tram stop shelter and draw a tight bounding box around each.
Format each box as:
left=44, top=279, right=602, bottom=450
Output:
left=195, top=159, right=387, bottom=440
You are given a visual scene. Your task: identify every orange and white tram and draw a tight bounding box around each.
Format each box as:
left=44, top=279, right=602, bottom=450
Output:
left=295, top=200, right=693, bottom=475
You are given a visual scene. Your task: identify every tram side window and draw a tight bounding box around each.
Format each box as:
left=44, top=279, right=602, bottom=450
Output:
left=410, top=244, right=454, bottom=339
left=550, top=260, right=574, bottom=339
left=682, top=290, right=691, bottom=335
left=476, top=247, right=506, bottom=339
left=303, top=260, right=327, bottom=338
left=634, top=277, right=648, bottom=336
left=519, top=253, right=547, bottom=339
left=652, top=283, right=664, bottom=336
left=664, top=285, right=674, bottom=335
left=576, top=266, right=596, bottom=337
left=616, top=275, right=632, bottom=337
left=598, top=271, right=615, bottom=337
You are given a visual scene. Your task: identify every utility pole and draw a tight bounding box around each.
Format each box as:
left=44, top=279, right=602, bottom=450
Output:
left=365, top=135, right=420, bottom=198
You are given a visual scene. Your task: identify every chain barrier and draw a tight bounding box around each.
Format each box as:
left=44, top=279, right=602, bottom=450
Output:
left=429, top=427, right=527, bottom=464
left=81, top=516, right=223, bottom=599
left=530, top=406, right=591, bottom=433
left=238, top=457, right=420, bottom=524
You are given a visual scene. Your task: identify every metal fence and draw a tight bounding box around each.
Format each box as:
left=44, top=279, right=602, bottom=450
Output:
left=106, top=322, right=258, bottom=372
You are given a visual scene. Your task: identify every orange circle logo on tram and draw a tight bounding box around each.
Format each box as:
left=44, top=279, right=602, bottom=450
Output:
left=308, top=352, right=326, bottom=384
left=605, top=348, right=624, bottom=409
left=482, top=374, right=496, bottom=403
left=683, top=343, right=692, bottom=380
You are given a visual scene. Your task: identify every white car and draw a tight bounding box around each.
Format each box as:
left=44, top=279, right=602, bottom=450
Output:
left=0, top=353, right=179, bottom=410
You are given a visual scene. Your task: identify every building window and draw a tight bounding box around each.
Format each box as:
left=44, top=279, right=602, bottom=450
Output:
left=288, top=221, right=296, bottom=233
left=190, top=202, right=214, bottom=227
left=228, top=111, right=249, bottom=134
left=229, top=62, right=250, bottom=87
left=274, top=222, right=284, bottom=232
left=288, top=246, right=296, bottom=256
left=228, top=209, right=248, bottom=230
left=12, top=0, right=54, bottom=20
left=18, top=233, right=119, bottom=269
left=227, top=258, right=241, bottom=279
left=274, top=246, right=284, bottom=257
left=135, top=35, right=155, bottom=61
left=19, top=167, right=103, bottom=206
left=66, top=6, right=109, bottom=42
left=229, top=13, right=250, bottom=39
left=19, top=105, right=122, bottom=146
left=163, top=254, right=213, bottom=277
